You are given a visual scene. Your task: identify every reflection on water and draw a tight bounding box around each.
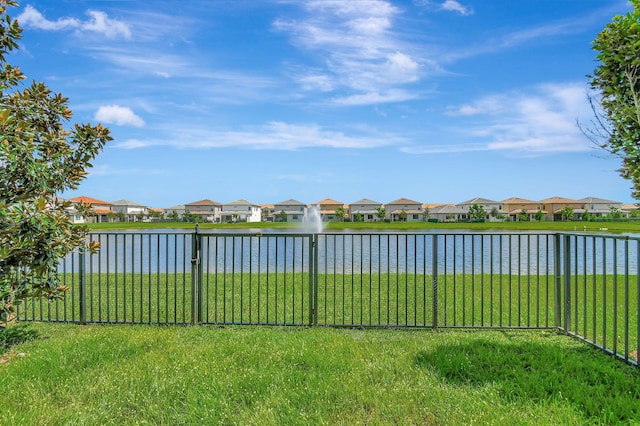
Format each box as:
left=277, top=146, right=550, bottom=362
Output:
left=59, top=230, right=640, bottom=276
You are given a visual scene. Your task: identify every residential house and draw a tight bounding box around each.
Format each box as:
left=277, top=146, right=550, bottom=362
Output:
left=221, top=199, right=262, bottom=223
left=423, top=203, right=449, bottom=221
left=68, top=196, right=113, bottom=223
left=502, top=197, right=543, bottom=222
left=111, top=199, right=149, bottom=222
left=579, top=197, right=624, bottom=219
left=348, top=198, right=382, bottom=222
left=385, top=198, right=423, bottom=222
left=540, top=196, right=584, bottom=221
left=260, top=204, right=275, bottom=222
left=313, top=198, right=345, bottom=222
left=184, top=199, right=221, bottom=223
left=148, top=207, right=164, bottom=222
left=457, top=197, right=503, bottom=221
left=164, top=204, right=186, bottom=221
left=273, top=199, right=307, bottom=222
left=429, top=204, right=468, bottom=222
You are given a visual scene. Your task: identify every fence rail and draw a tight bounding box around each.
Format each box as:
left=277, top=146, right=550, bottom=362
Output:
left=17, top=230, right=639, bottom=366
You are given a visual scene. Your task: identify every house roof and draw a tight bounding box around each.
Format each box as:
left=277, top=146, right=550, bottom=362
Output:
left=622, top=203, right=639, bottom=210
left=430, top=205, right=467, bottom=214
left=458, top=197, right=498, bottom=205
left=224, top=199, right=260, bottom=207
left=502, top=197, right=538, bottom=204
left=111, top=199, right=146, bottom=207
left=350, top=198, right=381, bottom=205
left=540, top=196, right=580, bottom=203
left=69, top=196, right=112, bottom=206
left=386, top=198, right=421, bottom=205
left=579, top=197, right=620, bottom=204
left=165, top=204, right=185, bottom=210
left=185, top=199, right=221, bottom=206
left=274, top=199, right=306, bottom=206
left=313, top=198, right=343, bottom=206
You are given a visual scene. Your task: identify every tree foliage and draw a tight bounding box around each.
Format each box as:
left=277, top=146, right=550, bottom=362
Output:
left=334, top=206, right=347, bottom=222
left=468, top=204, right=486, bottom=222
left=590, top=1, right=640, bottom=199
left=0, top=0, right=111, bottom=322
left=560, top=206, right=574, bottom=222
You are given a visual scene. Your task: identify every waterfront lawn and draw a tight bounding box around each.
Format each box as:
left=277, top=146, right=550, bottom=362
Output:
left=0, top=323, right=639, bottom=425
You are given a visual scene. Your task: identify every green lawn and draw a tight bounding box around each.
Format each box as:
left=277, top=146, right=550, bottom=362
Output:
left=18, top=272, right=639, bottom=364
left=1, top=323, right=639, bottom=425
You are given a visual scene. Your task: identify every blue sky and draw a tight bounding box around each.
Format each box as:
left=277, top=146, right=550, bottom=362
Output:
left=11, top=0, right=636, bottom=208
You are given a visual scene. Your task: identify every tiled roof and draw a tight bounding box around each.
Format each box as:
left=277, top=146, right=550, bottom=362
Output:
left=579, top=197, right=620, bottom=204
left=540, top=196, right=580, bottom=203
left=274, top=199, right=305, bottom=206
left=350, top=198, right=381, bottom=205
left=314, top=198, right=343, bottom=205
left=386, top=198, right=421, bottom=205
left=430, top=205, right=466, bottom=214
left=458, top=197, right=498, bottom=205
left=111, top=199, right=146, bottom=207
left=69, top=196, right=112, bottom=206
left=224, top=199, right=259, bottom=206
left=185, top=199, right=221, bottom=206
left=502, top=197, right=538, bottom=204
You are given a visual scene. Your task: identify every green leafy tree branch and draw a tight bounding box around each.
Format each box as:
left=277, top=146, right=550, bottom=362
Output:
left=0, top=0, right=111, bottom=322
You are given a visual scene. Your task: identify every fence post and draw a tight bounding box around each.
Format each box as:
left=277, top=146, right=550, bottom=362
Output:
left=78, top=248, right=86, bottom=325
left=191, top=225, right=201, bottom=325
left=308, top=234, right=318, bottom=326
left=432, top=234, right=438, bottom=328
left=553, top=234, right=562, bottom=330
left=563, top=234, right=572, bottom=333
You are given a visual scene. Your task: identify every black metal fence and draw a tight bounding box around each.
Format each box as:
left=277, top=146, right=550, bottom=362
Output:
left=16, top=230, right=639, bottom=366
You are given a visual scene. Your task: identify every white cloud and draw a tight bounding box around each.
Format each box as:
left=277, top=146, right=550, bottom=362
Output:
left=274, top=0, right=423, bottom=105
left=298, top=73, right=335, bottom=92
left=333, top=89, right=419, bottom=106
left=17, top=5, right=79, bottom=30
left=440, top=82, right=594, bottom=155
left=17, top=6, right=131, bottom=39
left=413, top=0, right=473, bottom=16
left=95, top=105, right=145, bottom=127
left=445, top=96, right=503, bottom=116
left=440, top=0, right=473, bottom=16
left=81, top=10, right=131, bottom=39
left=113, top=121, right=405, bottom=150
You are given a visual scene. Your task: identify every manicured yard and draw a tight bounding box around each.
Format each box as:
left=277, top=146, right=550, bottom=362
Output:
left=1, top=323, right=639, bottom=425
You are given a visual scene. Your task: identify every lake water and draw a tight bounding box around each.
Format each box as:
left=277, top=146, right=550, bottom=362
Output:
left=59, top=229, right=640, bottom=276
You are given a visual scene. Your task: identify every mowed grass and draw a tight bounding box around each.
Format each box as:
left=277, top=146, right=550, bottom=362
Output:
left=0, top=323, right=639, bottom=425
left=19, top=272, right=638, bottom=356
